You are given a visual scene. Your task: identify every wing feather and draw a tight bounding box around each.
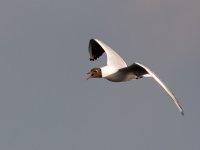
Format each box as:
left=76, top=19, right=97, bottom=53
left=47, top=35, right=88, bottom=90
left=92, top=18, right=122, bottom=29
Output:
left=89, top=39, right=104, bottom=61
left=136, top=62, right=184, bottom=115
left=89, top=39, right=127, bottom=68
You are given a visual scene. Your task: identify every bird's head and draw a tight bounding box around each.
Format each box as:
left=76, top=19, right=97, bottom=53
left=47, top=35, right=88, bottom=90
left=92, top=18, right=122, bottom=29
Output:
left=86, top=68, right=102, bottom=80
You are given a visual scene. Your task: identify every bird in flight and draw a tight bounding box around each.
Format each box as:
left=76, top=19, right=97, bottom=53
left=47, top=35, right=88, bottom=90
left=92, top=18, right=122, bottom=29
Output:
left=86, top=39, right=184, bottom=115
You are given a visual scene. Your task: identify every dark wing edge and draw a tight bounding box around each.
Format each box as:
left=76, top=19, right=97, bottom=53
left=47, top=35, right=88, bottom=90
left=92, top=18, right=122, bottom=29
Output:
left=89, top=39, right=105, bottom=61
left=119, top=63, right=149, bottom=78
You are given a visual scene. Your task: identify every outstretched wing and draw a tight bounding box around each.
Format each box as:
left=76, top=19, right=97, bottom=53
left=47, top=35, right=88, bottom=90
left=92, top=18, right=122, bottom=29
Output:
left=136, top=62, right=184, bottom=115
left=89, top=39, right=127, bottom=68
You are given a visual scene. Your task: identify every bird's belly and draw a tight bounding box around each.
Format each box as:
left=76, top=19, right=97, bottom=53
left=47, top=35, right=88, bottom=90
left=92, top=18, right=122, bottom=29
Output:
left=105, top=72, right=138, bottom=82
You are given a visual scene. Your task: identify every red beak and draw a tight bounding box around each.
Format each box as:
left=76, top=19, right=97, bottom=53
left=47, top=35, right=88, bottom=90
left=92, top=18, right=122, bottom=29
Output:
left=86, top=72, right=92, bottom=80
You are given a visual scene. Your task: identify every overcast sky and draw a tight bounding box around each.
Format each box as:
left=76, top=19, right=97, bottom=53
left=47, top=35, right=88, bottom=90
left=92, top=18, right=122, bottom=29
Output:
left=0, top=0, right=200, bottom=149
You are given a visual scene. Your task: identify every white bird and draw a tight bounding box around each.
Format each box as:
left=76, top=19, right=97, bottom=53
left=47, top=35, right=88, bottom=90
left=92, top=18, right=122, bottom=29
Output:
left=86, top=39, right=184, bottom=115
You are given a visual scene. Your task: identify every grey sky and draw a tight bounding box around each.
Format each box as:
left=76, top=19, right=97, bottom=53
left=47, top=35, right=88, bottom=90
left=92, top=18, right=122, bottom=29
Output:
left=0, top=0, right=199, bottom=149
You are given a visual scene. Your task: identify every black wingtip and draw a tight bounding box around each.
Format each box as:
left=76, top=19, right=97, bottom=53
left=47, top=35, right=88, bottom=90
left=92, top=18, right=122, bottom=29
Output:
left=181, top=111, right=184, bottom=116
left=88, top=39, right=105, bottom=61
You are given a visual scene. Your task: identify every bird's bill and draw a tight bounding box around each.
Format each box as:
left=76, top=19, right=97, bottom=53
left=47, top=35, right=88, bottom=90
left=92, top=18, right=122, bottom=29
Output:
left=86, top=72, right=92, bottom=80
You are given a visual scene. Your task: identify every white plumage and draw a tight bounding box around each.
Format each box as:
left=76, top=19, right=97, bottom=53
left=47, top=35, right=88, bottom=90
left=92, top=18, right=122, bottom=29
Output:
left=87, top=39, right=184, bottom=115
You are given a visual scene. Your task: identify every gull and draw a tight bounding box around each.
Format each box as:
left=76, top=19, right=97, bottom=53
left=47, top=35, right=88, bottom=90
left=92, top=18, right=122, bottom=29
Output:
left=86, top=39, right=184, bottom=115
